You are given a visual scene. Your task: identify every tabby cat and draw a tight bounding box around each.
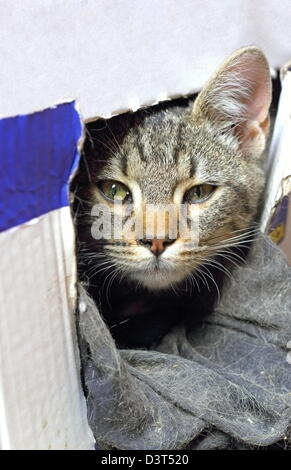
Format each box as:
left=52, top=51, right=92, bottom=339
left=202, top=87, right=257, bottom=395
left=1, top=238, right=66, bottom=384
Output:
left=73, top=47, right=272, bottom=348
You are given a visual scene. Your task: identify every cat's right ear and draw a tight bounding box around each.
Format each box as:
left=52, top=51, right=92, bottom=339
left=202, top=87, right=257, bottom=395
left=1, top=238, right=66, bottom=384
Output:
left=192, top=47, right=272, bottom=155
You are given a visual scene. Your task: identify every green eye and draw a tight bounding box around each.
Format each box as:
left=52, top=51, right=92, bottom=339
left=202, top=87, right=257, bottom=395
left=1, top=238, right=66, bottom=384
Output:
left=97, top=180, right=132, bottom=202
left=184, top=184, right=215, bottom=203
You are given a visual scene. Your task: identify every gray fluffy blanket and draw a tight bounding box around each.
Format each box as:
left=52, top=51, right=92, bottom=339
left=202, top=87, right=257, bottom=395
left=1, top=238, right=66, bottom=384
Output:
left=78, top=235, right=291, bottom=450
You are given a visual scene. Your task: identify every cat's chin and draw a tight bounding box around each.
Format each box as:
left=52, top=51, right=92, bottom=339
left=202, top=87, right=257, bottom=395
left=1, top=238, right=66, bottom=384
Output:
left=130, top=268, right=189, bottom=291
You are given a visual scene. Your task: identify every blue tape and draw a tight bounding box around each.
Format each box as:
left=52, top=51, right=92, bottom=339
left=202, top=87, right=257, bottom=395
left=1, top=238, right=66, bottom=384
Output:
left=0, top=102, right=82, bottom=232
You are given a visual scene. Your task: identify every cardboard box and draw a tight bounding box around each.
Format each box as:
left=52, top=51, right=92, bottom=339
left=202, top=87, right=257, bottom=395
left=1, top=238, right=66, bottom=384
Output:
left=1, top=0, right=291, bottom=450
left=261, top=63, right=291, bottom=263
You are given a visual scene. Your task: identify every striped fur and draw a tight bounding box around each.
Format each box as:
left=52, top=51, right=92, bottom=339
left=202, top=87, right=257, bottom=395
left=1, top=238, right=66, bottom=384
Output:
left=74, top=47, right=271, bottom=291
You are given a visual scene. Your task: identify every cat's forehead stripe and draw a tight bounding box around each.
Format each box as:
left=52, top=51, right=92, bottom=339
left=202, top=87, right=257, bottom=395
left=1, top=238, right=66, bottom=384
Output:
left=172, top=120, right=184, bottom=164
left=134, top=126, right=148, bottom=164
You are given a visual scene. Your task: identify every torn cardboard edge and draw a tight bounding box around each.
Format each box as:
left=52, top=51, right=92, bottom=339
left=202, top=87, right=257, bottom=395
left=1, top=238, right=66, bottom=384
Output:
left=83, top=90, right=200, bottom=124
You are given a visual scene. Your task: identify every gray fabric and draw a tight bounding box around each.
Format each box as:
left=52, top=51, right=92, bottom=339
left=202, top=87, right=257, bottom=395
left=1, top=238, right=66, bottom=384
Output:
left=78, top=235, right=291, bottom=450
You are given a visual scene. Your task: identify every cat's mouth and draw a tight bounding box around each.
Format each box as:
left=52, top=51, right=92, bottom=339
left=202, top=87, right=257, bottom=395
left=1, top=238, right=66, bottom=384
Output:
left=151, top=258, right=164, bottom=270
left=129, top=257, right=191, bottom=290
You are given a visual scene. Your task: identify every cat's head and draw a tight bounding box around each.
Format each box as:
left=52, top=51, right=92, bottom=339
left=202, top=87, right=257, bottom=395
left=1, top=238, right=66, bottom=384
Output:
left=75, top=47, right=272, bottom=291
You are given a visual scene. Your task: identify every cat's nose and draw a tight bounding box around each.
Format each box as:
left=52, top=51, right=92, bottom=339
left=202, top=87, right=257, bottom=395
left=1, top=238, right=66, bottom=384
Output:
left=139, top=238, right=175, bottom=256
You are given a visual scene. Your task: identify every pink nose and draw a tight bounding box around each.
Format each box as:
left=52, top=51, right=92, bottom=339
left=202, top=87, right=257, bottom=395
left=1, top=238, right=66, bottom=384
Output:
left=149, top=239, right=176, bottom=256
left=150, top=239, right=166, bottom=256
left=139, top=238, right=176, bottom=256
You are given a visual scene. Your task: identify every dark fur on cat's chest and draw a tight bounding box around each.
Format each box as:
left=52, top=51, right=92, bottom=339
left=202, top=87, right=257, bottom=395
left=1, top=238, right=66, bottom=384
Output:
left=84, top=273, right=220, bottom=349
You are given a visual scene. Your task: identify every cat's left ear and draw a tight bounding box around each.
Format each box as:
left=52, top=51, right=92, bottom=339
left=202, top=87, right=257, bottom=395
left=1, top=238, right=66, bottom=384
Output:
left=192, top=47, right=272, bottom=154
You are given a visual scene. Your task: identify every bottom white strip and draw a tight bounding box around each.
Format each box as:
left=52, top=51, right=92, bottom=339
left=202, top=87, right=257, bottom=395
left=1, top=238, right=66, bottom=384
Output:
left=0, top=208, right=94, bottom=450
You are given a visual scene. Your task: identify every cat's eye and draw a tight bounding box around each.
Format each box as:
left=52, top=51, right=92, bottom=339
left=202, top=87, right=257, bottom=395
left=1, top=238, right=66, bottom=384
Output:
left=97, top=180, right=132, bottom=203
left=184, top=184, right=216, bottom=204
